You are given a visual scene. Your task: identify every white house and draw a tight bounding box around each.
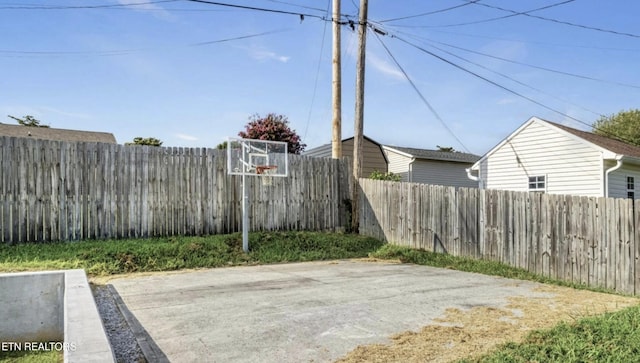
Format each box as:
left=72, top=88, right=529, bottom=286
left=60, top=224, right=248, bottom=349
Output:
left=466, top=116, right=640, bottom=198
left=382, top=145, right=480, bottom=188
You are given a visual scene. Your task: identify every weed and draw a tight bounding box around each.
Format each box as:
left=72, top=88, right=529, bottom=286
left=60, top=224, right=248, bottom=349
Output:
left=0, top=232, right=383, bottom=276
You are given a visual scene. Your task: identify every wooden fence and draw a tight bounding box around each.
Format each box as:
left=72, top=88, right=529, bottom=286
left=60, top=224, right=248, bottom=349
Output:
left=0, top=137, right=351, bottom=243
left=359, top=178, right=640, bottom=295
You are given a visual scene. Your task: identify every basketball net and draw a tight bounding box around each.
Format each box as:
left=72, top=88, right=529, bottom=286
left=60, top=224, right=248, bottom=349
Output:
left=256, top=165, right=277, bottom=186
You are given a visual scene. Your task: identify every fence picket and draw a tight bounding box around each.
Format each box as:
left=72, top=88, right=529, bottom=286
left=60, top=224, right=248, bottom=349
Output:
left=1, top=137, right=350, bottom=243
left=358, top=179, right=640, bottom=296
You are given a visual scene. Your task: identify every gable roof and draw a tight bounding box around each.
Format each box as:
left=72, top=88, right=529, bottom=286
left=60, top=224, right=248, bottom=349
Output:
left=471, top=116, right=640, bottom=170
left=546, top=120, right=640, bottom=158
left=383, top=145, right=480, bottom=164
left=304, top=134, right=386, bottom=159
left=0, top=123, right=116, bottom=143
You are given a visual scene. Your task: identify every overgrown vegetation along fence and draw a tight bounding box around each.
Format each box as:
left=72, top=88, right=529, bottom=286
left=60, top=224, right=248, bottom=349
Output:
left=359, top=178, right=640, bottom=295
left=0, top=137, right=351, bottom=243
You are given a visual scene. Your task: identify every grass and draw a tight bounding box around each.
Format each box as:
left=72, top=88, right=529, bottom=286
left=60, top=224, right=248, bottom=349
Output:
left=0, top=232, right=384, bottom=276
left=370, top=244, right=612, bottom=293
left=370, top=244, right=640, bottom=363
left=0, top=349, right=61, bottom=363
left=457, top=304, right=640, bottom=363
left=3, top=235, right=639, bottom=362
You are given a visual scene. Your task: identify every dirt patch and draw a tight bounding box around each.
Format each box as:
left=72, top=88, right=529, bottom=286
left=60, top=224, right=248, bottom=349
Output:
left=336, top=285, right=639, bottom=363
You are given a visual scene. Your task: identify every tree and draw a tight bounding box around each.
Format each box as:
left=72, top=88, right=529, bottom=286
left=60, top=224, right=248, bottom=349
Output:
left=592, top=109, right=640, bottom=147
left=126, top=137, right=163, bottom=146
left=238, top=113, right=306, bottom=154
left=369, top=170, right=401, bottom=182
left=216, top=141, right=240, bottom=150
left=8, top=115, right=49, bottom=128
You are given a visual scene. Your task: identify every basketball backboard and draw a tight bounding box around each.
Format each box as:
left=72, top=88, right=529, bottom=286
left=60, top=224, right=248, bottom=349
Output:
left=227, top=137, right=288, bottom=177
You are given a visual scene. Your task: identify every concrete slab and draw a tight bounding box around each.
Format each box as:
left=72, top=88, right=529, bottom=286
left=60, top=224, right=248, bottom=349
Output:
left=109, top=260, right=550, bottom=363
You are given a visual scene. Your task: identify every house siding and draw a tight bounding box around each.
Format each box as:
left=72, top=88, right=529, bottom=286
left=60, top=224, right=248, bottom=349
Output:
left=412, top=159, right=478, bottom=188
left=303, top=143, right=331, bottom=157
left=384, top=149, right=411, bottom=181
left=341, top=138, right=387, bottom=176
left=385, top=148, right=477, bottom=187
left=479, top=121, right=604, bottom=196
left=304, top=137, right=387, bottom=176
left=608, top=163, right=640, bottom=199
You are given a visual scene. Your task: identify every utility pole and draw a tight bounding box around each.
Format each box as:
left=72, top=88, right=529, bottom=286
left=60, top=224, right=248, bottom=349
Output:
left=331, top=0, right=342, bottom=159
left=352, top=0, right=368, bottom=232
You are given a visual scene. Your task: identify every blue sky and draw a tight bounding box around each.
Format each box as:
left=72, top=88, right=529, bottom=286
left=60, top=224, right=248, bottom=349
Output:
left=2, top=1, right=640, bottom=155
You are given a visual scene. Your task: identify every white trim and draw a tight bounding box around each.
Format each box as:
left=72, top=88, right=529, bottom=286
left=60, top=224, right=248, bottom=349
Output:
left=626, top=175, right=635, bottom=199
left=600, top=151, right=605, bottom=196
left=471, top=117, right=620, bottom=171
left=604, top=156, right=623, bottom=198
left=409, top=157, right=417, bottom=182
left=381, top=145, right=415, bottom=159
left=466, top=167, right=479, bottom=181
left=527, top=174, right=547, bottom=192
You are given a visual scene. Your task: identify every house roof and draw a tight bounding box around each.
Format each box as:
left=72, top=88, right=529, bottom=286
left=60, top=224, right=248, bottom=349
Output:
left=305, top=135, right=382, bottom=154
left=0, top=123, right=117, bottom=143
left=546, top=120, right=640, bottom=158
left=471, top=116, right=640, bottom=170
left=304, top=135, right=388, bottom=163
left=383, top=145, right=481, bottom=164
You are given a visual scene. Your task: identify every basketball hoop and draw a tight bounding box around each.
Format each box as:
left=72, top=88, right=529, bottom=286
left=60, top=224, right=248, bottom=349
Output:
left=226, top=137, right=288, bottom=253
left=257, top=165, right=278, bottom=186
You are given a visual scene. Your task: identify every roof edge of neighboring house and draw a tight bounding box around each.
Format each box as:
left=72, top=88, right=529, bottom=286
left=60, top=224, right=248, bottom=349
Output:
left=0, top=123, right=117, bottom=144
left=383, top=144, right=481, bottom=164
left=470, top=116, right=640, bottom=171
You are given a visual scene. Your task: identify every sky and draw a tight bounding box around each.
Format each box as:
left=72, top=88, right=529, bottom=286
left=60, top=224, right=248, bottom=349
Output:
left=2, top=0, right=640, bottom=156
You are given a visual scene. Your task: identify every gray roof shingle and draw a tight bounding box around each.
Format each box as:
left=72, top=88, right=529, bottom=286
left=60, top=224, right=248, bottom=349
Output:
left=0, top=123, right=116, bottom=143
left=384, top=145, right=481, bottom=163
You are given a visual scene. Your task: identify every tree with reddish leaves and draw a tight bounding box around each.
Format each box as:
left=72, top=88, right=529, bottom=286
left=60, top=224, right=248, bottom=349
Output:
left=238, top=113, right=306, bottom=154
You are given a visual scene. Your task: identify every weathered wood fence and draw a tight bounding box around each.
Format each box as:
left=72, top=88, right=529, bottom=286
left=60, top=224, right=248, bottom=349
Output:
left=359, top=178, right=640, bottom=295
left=0, top=137, right=351, bottom=243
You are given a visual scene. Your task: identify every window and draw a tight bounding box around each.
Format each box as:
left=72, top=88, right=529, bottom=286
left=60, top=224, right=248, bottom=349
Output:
left=627, top=176, right=635, bottom=199
left=528, top=175, right=546, bottom=192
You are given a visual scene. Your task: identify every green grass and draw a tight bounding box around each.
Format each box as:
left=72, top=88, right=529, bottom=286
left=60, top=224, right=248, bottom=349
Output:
left=0, top=232, right=384, bottom=276
left=0, top=349, right=61, bottom=363
left=369, top=244, right=640, bottom=363
left=370, top=244, right=611, bottom=293
left=457, top=305, right=640, bottom=363
left=3, top=235, right=639, bottom=362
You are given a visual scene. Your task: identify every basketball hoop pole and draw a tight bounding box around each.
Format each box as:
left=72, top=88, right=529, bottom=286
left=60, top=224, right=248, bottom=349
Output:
left=227, top=137, right=289, bottom=253
left=242, top=172, right=249, bottom=253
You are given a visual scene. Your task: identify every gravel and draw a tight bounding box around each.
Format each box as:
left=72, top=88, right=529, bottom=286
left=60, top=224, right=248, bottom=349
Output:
left=92, top=284, right=146, bottom=363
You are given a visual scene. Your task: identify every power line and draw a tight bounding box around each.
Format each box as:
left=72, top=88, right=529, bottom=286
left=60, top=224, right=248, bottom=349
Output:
left=468, top=0, right=640, bottom=39
left=379, top=1, right=480, bottom=23
left=0, top=29, right=290, bottom=57
left=0, top=0, right=179, bottom=10
left=183, top=0, right=327, bottom=20
left=260, top=0, right=328, bottom=13
left=389, top=0, right=576, bottom=28
left=303, top=0, right=331, bottom=140
left=422, top=29, right=640, bottom=53
left=415, top=38, right=604, bottom=118
left=389, top=33, right=638, bottom=144
left=189, top=28, right=289, bottom=46
left=414, top=36, right=640, bottom=90
left=373, top=32, right=470, bottom=153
